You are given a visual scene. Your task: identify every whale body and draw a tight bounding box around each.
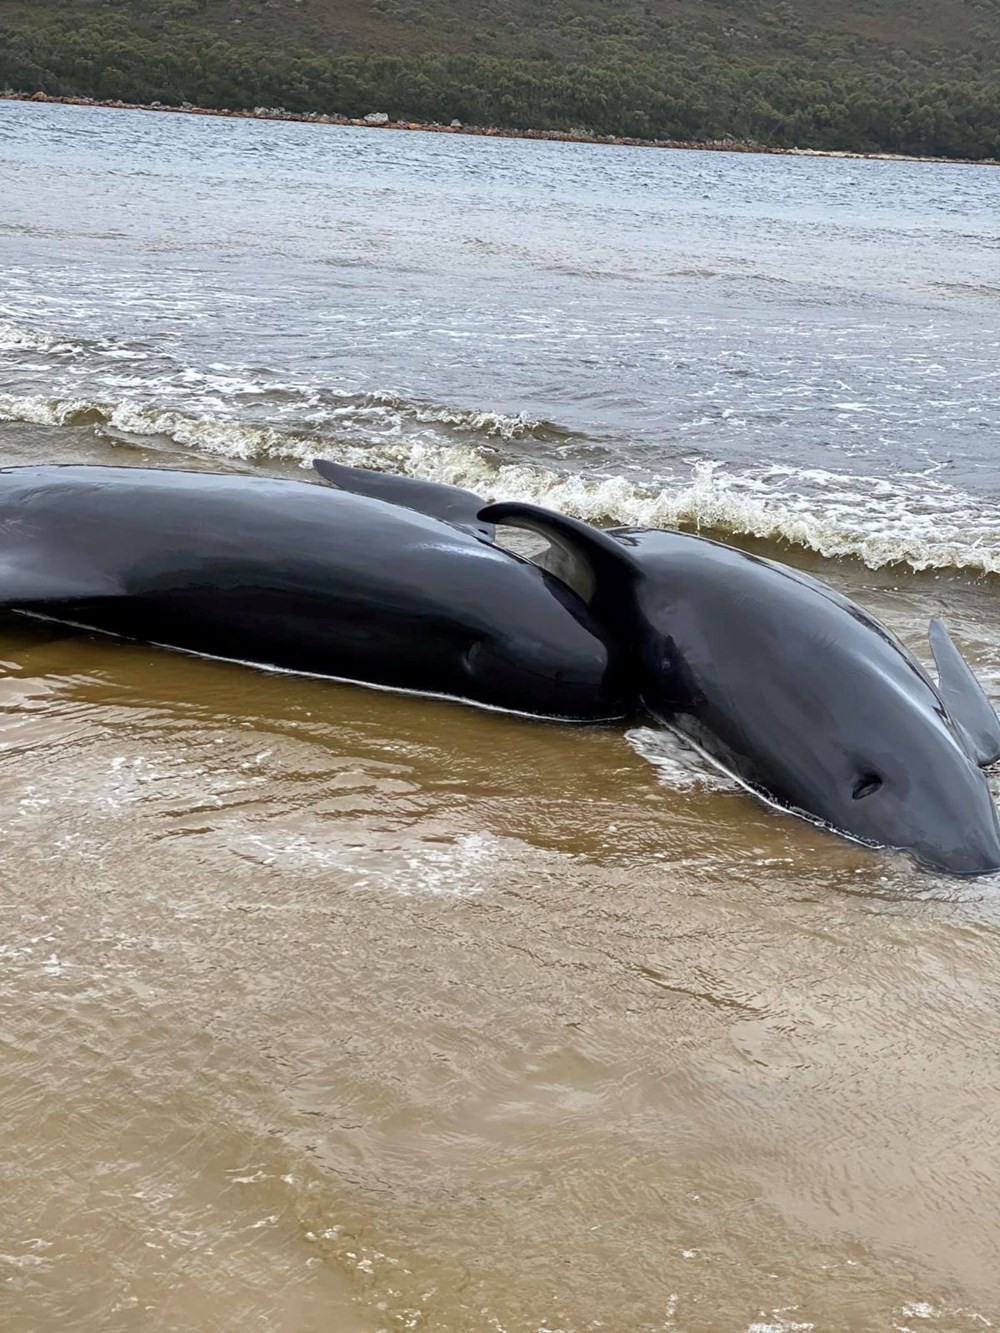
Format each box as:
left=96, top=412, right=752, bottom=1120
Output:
left=0, top=464, right=627, bottom=720
left=3, top=457, right=999, bottom=876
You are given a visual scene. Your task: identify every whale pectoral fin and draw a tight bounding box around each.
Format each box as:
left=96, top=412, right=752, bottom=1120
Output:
left=312, top=459, right=494, bottom=541
left=929, top=618, right=1000, bottom=767
left=0, top=554, right=123, bottom=608
left=478, top=501, right=639, bottom=615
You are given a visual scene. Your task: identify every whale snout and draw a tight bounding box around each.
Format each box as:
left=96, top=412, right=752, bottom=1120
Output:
left=911, top=828, right=1000, bottom=878
left=905, top=771, right=1000, bottom=878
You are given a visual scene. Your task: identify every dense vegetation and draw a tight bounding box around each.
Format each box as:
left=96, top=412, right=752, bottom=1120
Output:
left=1, top=0, right=998, bottom=159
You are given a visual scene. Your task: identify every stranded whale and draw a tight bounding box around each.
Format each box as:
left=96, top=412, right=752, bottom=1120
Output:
left=480, top=500, right=1000, bottom=877
left=2, top=458, right=998, bottom=876
left=0, top=464, right=626, bottom=721
left=314, top=460, right=1000, bottom=876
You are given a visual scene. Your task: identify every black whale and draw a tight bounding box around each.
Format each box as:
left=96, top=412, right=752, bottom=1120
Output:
left=3, top=458, right=1000, bottom=877
left=0, top=464, right=626, bottom=720
left=481, top=499, right=1000, bottom=878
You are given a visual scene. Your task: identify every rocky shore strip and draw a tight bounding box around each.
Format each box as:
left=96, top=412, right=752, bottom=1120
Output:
left=3, top=89, right=995, bottom=165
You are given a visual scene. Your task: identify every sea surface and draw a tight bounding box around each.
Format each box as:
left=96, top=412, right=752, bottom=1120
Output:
left=2, top=99, right=1000, bottom=1331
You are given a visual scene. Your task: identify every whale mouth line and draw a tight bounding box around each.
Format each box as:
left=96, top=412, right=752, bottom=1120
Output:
left=659, top=722, right=884, bottom=848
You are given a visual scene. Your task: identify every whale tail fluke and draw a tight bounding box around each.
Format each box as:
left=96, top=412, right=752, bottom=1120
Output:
left=478, top=500, right=640, bottom=625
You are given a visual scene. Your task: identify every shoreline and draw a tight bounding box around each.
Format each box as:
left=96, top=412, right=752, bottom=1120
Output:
left=4, top=90, right=996, bottom=166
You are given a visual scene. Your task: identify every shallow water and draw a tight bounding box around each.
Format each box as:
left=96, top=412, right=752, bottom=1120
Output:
left=3, top=102, right=1000, bottom=1331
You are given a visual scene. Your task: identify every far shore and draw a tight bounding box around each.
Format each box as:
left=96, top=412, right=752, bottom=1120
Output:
left=4, top=90, right=996, bottom=166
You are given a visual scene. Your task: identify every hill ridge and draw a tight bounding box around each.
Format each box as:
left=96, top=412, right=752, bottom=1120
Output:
left=1, top=0, right=998, bottom=159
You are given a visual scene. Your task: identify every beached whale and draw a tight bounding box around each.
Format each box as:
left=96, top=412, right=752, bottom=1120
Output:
left=310, top=460, right=1000, bottom=876
left=2, top=458, right=998, bottom=876
left=480, top=500, right=1000, bottom=877
left=0, top=463, right=627, bottom=721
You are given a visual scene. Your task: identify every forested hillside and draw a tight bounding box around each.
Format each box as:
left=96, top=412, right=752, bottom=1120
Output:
left=1, top=0, right=998, bottom=159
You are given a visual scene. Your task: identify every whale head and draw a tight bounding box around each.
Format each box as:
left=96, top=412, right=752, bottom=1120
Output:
left=699, top=653, right=1000, bottom=877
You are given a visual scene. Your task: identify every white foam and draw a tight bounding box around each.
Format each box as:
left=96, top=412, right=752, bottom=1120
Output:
left=0, top=319, right=62, bottom=352
left=237, top=829, right=528, bottom=896
left=747, top=1320, right=814, bottom=1333
left=367, top=392, right=548, bottom=440
left=0, top=318, right=149, bottom=363
left=2, top=392, right=999, bottom=574
left=0, top=392, right=107, bottom=426
left=625, top=727, right=738, bottom=792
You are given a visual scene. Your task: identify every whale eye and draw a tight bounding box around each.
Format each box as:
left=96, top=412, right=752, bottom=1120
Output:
left=852, top=771, right=883, bottom=800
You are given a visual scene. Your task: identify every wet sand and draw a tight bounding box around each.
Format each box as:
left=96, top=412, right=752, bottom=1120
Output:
left=4, top=424, right=1000, bottom=1330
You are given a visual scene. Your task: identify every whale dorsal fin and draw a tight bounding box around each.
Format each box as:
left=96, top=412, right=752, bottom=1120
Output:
left=0, top=553, right=123, bottom=608
left=478, top=501, right=639, bottom=621
left=929, top=618, right=1000, bottom=767
left=312, top=459, right=494, bottom=540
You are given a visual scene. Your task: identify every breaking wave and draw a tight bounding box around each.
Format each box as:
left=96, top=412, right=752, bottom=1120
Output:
left=361, top=392, right=569, bottom=442
left=1, top=390, right=999, bottom=575
left=0, top=317, right=568, bottom=442
left=0, top=319, right=58, bottom=353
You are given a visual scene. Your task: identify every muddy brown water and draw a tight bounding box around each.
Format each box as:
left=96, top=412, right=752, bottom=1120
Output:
left=3, top=423, right=1000, bottom=1332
